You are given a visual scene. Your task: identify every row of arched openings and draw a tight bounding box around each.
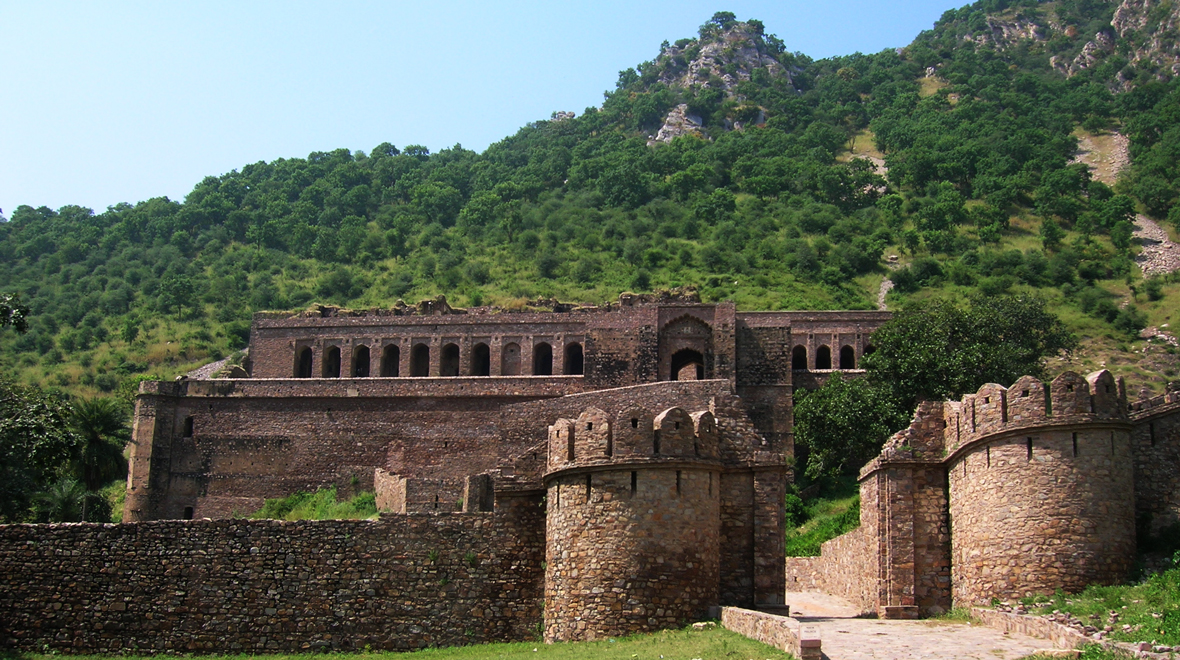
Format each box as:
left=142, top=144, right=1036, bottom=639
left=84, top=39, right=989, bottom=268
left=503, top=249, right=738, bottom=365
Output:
left=791, top=345, right=864, bottom=371
left=295, top=342, right=584, bottom=378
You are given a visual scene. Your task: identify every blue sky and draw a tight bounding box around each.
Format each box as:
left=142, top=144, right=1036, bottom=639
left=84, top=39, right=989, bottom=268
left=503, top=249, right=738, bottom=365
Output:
left=0, top=1, right=967, bottom=216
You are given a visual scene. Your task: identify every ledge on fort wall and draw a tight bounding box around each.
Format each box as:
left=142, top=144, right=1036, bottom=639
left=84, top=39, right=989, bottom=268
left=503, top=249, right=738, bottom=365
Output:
left=138, top=375, right=585, bottom=399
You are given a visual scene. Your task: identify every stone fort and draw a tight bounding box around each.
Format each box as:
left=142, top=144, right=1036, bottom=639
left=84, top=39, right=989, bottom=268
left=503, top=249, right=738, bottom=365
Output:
left=2, top=292, right=1180, bottom=654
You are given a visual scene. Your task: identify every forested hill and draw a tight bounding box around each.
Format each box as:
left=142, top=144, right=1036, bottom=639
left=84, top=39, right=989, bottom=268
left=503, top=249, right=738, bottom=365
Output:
left=2, top=1, right=1179, bottom=398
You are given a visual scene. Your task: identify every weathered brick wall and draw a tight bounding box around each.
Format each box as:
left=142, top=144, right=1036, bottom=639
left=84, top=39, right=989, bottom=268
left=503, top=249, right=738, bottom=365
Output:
left=0, top=499, right=545, bottom=654
left=127, top=378, right=579, bottom=521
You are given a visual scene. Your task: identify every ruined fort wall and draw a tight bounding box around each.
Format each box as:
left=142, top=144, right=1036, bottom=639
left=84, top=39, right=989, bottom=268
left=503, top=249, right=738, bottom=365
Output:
left=250, top=313, right=589, bottom=379
left=946, top=372, right=1136, bottom=606
left=0, top=498, right=545, bottom=654
left=543, top=467, right=720, bottom=642
left=1129, top=394, right=1180, bottom=535
left=784, top=479, right=878, bottom=616
left=128, top=378, right=579, bottom=521
left=948, top=426, right=1136, bottom=605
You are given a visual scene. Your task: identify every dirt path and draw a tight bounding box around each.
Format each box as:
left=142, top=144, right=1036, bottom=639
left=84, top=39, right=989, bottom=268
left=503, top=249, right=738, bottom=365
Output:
left=1071, top=130, right=1180, bottom=277
left=877, top=279, right=894, bottom=311
left=1134, top=214, right=1180, bottom=277
left=786, top=593, right=1057, bottom=660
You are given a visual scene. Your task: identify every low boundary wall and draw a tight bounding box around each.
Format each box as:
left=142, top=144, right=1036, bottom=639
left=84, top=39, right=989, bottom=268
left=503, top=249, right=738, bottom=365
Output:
left=0, top=503, right=544, bottom=654
left=720, top=607, right=821, bottom=660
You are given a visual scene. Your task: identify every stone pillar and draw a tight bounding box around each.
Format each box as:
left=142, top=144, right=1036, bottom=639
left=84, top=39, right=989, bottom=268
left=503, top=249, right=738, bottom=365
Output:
left=753, top=464, right=786, bottom=606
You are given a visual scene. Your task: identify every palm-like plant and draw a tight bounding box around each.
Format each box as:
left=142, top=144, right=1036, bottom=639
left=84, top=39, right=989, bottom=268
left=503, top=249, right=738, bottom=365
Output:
left=70, top=397, right=130, bottom=492
left=33, top=476, right=87, bottom=522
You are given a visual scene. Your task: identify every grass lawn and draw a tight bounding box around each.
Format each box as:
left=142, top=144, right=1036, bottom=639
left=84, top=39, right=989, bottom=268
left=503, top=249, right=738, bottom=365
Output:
left=0, top=626, right=795, bottom=660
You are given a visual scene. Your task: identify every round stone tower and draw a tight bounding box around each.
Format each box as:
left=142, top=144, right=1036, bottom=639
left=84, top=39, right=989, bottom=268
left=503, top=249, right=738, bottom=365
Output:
left=543, top=406, right=722, bottom=642
left=947, top=370, right=1136, bottom=605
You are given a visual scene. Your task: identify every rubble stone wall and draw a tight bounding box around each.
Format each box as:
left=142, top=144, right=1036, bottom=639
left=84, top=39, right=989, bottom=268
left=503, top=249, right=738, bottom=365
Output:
left=1129, top=394, right=1180, bottom=535
left=544, top=466, right=720, bottom=642
left=949, top=426, right=1136, bottom=606
left=0, top=499, right=545, bottom=655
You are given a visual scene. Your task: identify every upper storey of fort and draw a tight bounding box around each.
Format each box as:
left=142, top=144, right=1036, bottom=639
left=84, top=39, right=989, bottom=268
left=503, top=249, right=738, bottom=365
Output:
left=246, top=292, right=891, bottom=388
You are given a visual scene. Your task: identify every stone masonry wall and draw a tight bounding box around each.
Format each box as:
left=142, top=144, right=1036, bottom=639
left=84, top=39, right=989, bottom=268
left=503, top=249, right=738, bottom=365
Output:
left=0, top=498, right=544, bottom=654
left=544, top=467, right=720, bottom=642
left=1130, top=394, right=1180, bottom=535
left=127, top=378, right=578, bottom=521
left=949, top=426, right=1136, bottom=606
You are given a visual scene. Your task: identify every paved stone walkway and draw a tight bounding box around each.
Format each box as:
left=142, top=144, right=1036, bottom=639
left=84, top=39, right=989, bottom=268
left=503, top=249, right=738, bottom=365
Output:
left=786, top=593, right=1059, bottom=660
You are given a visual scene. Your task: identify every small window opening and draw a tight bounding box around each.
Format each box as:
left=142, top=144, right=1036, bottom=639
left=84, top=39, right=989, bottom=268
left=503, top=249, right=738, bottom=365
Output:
left=1111, top=431, right=1115, bottom=455
left=1027, top=437, right=1033, bottom=461
left=1021, top=390, right=1029, bottom=397
left=984, top=397, right=991, bottom=404
left=631, top=418, right=639, bottom=429
left=606, top=434, right=613, bottom=457
left=986, top=446, right=991, bottom=468
left=566, top=430, right=575, bottom=462
left=585, top=474, right=592, bottom=501
left=1067, top=384, right=1074, bottom=392
left=674, top=421, right=679, bottom=430
left=183, top=506, right=194, bottom=520
left=183, top=416, right=194, bottom=438
left=587, top=422, right=593, bottom=431
left=653, top=431, right=661, bottom=455
left=630, top=471, right=637, bottom=496
left=434, top=494, right=439, bottom=510
left=675, top=470, right=682, bottom=496
left=708, top=472, right=713, bottom=496
left=1072, top=432, right=1078, bottom=457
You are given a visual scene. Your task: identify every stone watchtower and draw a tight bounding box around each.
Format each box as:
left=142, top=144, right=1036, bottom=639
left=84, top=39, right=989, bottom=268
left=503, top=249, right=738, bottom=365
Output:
left=543, top=406, right=723, bottom=642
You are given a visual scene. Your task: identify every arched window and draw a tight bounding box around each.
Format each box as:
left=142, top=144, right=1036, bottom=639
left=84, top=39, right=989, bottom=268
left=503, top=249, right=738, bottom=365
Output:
left=791, top=345, right=807, bottom=370
left=501, top=342, right=521, bottom=376
left=564, top=343, right=584, bottom=375
left=441, top=343, right=460, bottom=377
left=322, top=346, right=341, bottom=378
left=816, top=345, right=832, bottom=370
left=381, top=344, right=400, bottom=377
left=671, top=348, right=704, bottom=381
left=352, top=345, right=371, bottom=377
left=864, top=344, right=876, bottom=356
left=533, top=342, right=553, bottom=375
left=839, top=345, right=856, bottom=370
left=295, top=347, right=313, bottom=378
left=410, top=344, right=430, bottom=377
left=471, top=343, right=490, bottom=376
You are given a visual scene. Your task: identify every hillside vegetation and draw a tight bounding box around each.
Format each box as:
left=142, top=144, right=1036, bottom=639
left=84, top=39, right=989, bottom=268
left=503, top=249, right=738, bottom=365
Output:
left=2, top=3, right=1180, bottom=400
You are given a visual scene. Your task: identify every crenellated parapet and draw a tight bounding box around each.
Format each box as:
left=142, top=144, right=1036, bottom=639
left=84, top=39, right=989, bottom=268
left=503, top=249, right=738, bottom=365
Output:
left=545, top=405, right=722, bottom=475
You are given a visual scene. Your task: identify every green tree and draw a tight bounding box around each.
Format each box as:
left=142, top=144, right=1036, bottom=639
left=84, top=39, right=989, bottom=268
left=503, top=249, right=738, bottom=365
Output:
left=862, top=295, right=1078, bottom=408
left=1, top=292, right=30, bottom=333
left=0, top=379, right=79, bottom=522
left=70, top=397, right=130, bottom=492
left=793, top=375, right=910, bottom=480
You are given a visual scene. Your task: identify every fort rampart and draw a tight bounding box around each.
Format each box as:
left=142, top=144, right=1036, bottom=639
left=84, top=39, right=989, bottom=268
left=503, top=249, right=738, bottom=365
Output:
left=0, top=499, right=545, bottom=654
left=786, top=371, right=1180, bottom=617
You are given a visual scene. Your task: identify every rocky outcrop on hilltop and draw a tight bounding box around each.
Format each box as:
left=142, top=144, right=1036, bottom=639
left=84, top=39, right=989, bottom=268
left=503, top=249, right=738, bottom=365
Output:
left=647, top=23, right=793, bottom=143
left=961, top=14, right=1051, bottom=50
left=1111, top=0, right=1180, bottom=81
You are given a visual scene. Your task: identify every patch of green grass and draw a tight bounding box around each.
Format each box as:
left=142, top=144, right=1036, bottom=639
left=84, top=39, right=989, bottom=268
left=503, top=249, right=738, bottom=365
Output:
left=249, top=486, right=377, bottom=521
left=0, top=625, right=794, bottom=660
left=1022, top=646, right=1122, bottom=660
left=1022, top=568, right=1180, bottom=647
left=785, top=477, right=861, bottom=557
